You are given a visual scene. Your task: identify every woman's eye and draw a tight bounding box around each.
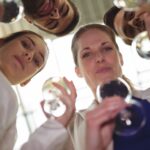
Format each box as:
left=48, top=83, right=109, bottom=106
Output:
left=82, top=52, right=91, bottom=58
left=103, top=47, right=113, bottom=51
left=21, top=40, right=31, bottom=49
left=33, top=58, right=41, bottom=67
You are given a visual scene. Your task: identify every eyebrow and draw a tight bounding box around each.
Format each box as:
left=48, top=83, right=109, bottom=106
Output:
left=26, top=36, right=45, bottom=62
left=81, top=42, right=111, bottom=52
left=101, top=42, right=110, bottom=46
left=26, top=36, right=35, bottom=46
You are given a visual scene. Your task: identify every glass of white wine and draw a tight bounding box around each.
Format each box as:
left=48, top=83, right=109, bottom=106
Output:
left=132, top=31, right=150, bottom=59
left=96, top=78, right=146, bottom=136
left=42, top=77, right=68, bottom=117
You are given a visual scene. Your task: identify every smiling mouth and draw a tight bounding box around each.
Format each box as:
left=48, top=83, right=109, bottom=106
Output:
left=38, top=0, right=53, bottom=17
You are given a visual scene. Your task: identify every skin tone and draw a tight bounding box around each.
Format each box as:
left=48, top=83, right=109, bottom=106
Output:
left=75, top=29, right=123, bottom=96
left=0, top=33, right=48, bottom=85
left=114, top=4, right=150, bottom=42
left=25, top=0, right=75, bottom=34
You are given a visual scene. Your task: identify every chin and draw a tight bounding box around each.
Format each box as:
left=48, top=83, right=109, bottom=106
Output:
left=100, top=77, right=117, bottom=85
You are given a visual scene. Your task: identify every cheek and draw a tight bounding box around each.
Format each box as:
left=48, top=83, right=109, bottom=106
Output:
left=79, top=59, right=94, bottom=73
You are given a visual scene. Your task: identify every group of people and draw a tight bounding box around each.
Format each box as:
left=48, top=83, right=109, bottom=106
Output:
left=1, top=0, right=150, bottom=150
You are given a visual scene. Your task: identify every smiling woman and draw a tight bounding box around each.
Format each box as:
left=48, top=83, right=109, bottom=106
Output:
left=21, top=0, right=80, bottom=36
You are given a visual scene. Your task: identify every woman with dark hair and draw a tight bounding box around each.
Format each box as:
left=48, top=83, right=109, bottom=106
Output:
left=0, top=29, right=76, bottom=150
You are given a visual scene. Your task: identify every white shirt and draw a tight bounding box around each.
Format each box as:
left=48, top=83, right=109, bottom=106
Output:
left=0, top=71, right=18, bottom=150
left=0, top=71, right=69, bottom=150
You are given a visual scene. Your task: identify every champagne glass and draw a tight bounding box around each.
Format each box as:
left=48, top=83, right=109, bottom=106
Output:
left=96, top=78, right=146, bottom=136
left=132, top=31, right=150, bottom=59
left=42, top=77, right=67, bottom=117
left=113, top=0, right=149, bottom=10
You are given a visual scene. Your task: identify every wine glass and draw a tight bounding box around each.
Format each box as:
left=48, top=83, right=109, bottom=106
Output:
left=113, top=0, right=149, bottom=11
left=132, top=31, right=150, bottom=59
left=96, top=78, right=146, bottom=136
left=42, top=77, right=67, bottom=117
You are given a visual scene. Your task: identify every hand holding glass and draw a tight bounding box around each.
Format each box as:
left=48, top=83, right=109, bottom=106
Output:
left=42, top=77, right=68, bottom=117
left=96, top=78, right=146, bottom=136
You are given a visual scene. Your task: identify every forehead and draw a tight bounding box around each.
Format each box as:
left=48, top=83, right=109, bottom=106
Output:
left=77, top=28, right=112, bottom=46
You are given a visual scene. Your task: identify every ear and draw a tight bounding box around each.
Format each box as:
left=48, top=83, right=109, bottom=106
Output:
left=75, top=66, right=82, bottom=78
left=20, top=79, right=31, bottom=87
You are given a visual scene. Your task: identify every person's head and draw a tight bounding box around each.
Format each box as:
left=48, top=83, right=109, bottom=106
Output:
left=0, top=1, right=21, bottom=23
left=71, top=24, right=123, bottom=95
left=22, top=0, right=79, bottom=36
left=103, top=5, right=147, bottom=45
left=0, top=30, right=49, bottom=86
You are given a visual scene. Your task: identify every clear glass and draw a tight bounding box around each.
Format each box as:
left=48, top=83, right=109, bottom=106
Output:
left=0, top=1, right=24, bottom=23
left=96, top=78, right=146, bottom=136
left=113, top=0, right=149, bottom=10
left=132, top=31, right=150, bottom=59
left=42, top=77, right=67, bottom=117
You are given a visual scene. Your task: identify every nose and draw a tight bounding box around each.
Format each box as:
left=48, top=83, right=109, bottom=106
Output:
left=49, top=8, right=60, bottom=19
left=95, top=53, right=104, bottom=63
left=24, top=51, right=34, bottom=62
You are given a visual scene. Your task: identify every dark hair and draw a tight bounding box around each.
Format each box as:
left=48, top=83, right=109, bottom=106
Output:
left=22, top=0, right=79, bottom=36
left=103, top=5, right=121, bottom=35
left=21, top=0, right=43, bottom=16
left=2, top=1, right=20, bottom=23
left=71, top=24, right=119, bottom=66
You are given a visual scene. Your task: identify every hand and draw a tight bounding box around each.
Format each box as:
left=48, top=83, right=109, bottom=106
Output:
left=85, top=96, right=127, bottom=150
left=40, top=77, right=77, bottom=127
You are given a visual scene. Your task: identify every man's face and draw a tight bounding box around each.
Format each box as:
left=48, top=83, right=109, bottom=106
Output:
left=25, top=0, right=75, bottom=35
left=114, top=7, right=147, bottom=41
